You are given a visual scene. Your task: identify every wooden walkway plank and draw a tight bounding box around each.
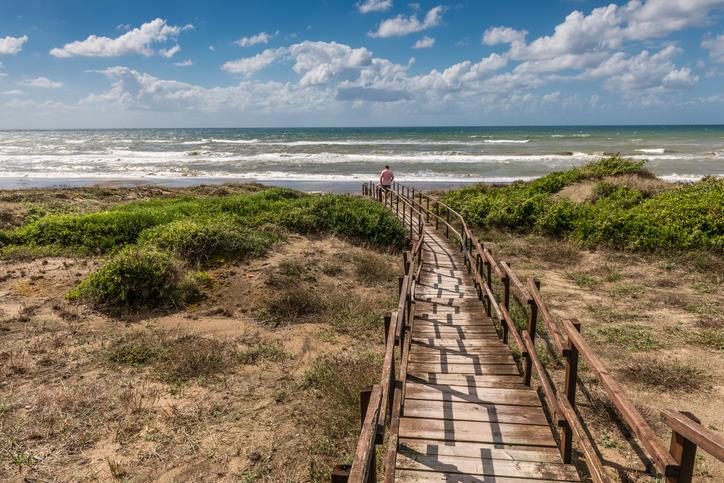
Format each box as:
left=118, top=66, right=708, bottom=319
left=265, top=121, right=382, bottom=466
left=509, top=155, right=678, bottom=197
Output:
left=389, top=218, right=581, bottom=483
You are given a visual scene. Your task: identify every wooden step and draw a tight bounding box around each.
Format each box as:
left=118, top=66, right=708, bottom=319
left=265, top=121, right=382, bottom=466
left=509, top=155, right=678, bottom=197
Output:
left=404, top=383, right=541, bottom=407
left=402, top=399, right=548, bottom=425
left=398, top=440, right=563, bottom=461
left=406, top=373, right=524, bottom=387
left=395, top=470, right=579, bottom=482
left=398, top=417, right=559, bottom=447
left=407, top=362, right=520, bottom=376
left=396, top=453, right=580, bottom=481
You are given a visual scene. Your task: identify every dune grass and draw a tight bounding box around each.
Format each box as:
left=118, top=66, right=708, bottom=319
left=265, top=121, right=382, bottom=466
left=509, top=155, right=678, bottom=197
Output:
left=1, top=188, right=406, bottom=313
left=443, top=156, right=724, bottom=252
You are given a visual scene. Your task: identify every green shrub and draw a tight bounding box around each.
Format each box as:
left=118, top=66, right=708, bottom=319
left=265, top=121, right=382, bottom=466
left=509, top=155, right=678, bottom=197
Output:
left=443, top=157, right=723, bottom=252
left=139, top=216, right=277, bottom=266
left=313, top=195, right=407, bottom=249
left=69, top=246, right=198, bottom=312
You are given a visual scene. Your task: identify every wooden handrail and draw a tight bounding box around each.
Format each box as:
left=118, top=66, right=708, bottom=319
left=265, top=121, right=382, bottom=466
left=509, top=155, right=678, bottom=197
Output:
left=661, top=409, right=724, bottom=462
left=500, top=260, right=532, bottom=304
left=562, top=319, right=678, bottom=475
left=527, top=278, right=567, bottom=355
left=349, top=384, right=382, bottom=481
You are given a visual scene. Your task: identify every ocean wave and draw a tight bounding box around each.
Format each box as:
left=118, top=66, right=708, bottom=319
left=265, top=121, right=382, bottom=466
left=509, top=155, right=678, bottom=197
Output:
left=209, top=138, right=260, bottom=144
left=483, top=139, right=529, bottom=144
left=551, top=134, right=590, bottom=138
left=636, top=148, right=666, bottom=154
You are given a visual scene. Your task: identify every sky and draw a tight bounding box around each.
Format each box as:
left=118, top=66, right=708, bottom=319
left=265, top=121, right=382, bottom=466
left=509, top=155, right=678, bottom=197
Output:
left=0, top=0, right=723, bottom=128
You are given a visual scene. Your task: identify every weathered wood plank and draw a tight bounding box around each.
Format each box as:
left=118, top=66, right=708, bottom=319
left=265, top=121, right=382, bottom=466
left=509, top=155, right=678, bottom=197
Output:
left=398, top=417, right=558, bottom=447
left=396, top=453, right=581, bottom=481
left=404, top=383, right=541, bottom=406
left=402, top=399, right=548, bottom=425
left=406, top=353, right=516, bottom=365
left=396, top=469, right=580, bottom=482
left=406, top=373, right=524, bottom=387
left=398, top=440, right=562, bottom=462
left=408, top=362, right=520, bottom=376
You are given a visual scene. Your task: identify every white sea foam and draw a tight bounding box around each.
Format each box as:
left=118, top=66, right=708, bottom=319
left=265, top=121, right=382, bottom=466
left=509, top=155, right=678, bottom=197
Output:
left=208, top=138, right=260, bottom=144
left=636, top=148, right=666, bottom=154
left=483, top=139, right=529, bottom=144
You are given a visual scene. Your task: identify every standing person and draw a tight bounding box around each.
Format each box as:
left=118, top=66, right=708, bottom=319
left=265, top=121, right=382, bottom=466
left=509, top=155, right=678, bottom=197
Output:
left=378, top=165, right=394, bottom=202
left=379, top=165, right=394, bottom=189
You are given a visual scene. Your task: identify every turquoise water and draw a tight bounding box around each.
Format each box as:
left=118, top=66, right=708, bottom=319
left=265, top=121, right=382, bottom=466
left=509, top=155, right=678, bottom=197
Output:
left=0, top=126, right=722, bottom=186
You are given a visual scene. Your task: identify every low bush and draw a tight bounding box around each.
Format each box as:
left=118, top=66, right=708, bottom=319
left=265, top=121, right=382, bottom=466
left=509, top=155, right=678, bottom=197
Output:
left=69, top=246, right=198, bottom=313
left=443, top=157, right=724, bottom=252
left=139, top=216, right=277, bottom=266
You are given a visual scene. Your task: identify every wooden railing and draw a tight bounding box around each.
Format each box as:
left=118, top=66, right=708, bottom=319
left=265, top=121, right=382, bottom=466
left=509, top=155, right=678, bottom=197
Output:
left=342, top=181, right=724, bottom=483
left=333, top=184, right=425, bottom=483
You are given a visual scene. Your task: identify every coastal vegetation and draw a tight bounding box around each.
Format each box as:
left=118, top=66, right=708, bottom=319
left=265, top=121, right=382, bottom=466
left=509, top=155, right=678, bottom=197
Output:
left=443, top=156, right=723, bottom=252
left=0, top=188, right=406, bottom=312
left=0, top=184, right=402, bottom=481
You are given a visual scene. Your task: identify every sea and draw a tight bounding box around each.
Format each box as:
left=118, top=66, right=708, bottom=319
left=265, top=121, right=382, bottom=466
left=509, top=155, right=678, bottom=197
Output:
left=0, top=126, right=722, bottom=191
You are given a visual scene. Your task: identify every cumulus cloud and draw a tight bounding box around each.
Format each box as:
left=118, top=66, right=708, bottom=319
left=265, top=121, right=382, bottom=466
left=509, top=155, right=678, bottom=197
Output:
left=702, top=34, right=724, bottom=62
left=482, top=27, right=527, bottom=45
left=413, top=36, right=435, bottom=48
left=236, top=31, right=276, bottom=47
left=368, top=6, right=444, bottom=38
left=222, top=48, right=285, bottom=75
left=584, top=45, right=698, bottom=93
left=50, top=19, right=192, bottom=57
left=159, top=44, right=181, bottom=58
left=624, top=0, right=724, bottom=40
left=18, top=76, right=64, bottom=88
left=0, top=35, right=28, bottom=55
left=357, top=0, right=393, bottom=14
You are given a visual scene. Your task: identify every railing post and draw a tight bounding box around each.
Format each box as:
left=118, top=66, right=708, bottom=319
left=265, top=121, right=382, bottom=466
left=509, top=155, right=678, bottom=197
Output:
left=445, top=207, right=450, bottom=237
left=383, top=313, right=392, bottom=344
left=435, top=202, right=439, bottom=230
left=357, top=387, right=377, bottom=482
left=426, top=197, right=430, bottom=222
left=561, top=320, right=581, bottom=464
left=524, top=278, right=540, bottom=386
left=331, top=465, right=350, bottom=482
left=665, top=411, right=700, bottom=483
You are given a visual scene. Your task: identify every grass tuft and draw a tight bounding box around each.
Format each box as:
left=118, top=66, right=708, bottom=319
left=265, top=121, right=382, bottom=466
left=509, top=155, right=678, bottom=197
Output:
left=620, top=357, right=707, bottom=391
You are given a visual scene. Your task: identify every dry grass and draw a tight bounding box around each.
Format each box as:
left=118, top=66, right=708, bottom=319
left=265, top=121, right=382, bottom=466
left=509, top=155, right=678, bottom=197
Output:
left=301, top=351, right=382, bottom=480
left=105, top=331, right=236, bottom=382
left=620, top=356, right=708, bottom=391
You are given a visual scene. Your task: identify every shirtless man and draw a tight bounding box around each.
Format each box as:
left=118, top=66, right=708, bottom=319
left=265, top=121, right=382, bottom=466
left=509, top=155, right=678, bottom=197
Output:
left=378, top=165, right=394, bottom=201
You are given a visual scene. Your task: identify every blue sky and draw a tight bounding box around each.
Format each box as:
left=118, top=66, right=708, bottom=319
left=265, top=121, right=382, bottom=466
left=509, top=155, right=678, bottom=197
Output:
left=1, top=0, right=723, bottom=128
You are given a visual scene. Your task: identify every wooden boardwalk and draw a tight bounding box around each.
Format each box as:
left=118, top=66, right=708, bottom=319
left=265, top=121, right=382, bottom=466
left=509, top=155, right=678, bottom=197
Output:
left=393, top=225, right=581, bottom=482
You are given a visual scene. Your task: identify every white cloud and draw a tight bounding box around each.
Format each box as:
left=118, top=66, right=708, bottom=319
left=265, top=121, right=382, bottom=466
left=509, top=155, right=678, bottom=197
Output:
left=18, top=76, right=64, bottom=88
left=174, top=59, right=194, bottom=67
left=505, top=0, right=724, bottom=62
left=0, top=35, right=28, bottom=55
left=85, top=65, right=331, bottom=113
left=236, top=31, right=276, bottom=47
left=289, top=41, right=374, bottom=87
left=482, top=27, right=527, bottom=45
left=702, top=34, right=724, bottom=62
left=222, top=48, right=285, bottom=75
left=357, top=0, right=393, bottom=14
left=50, top=18, right=192, bottom=57
left=1, top=89, right=23, bottom=95
left=159, top=44, right=181, bottom=58
left=624, top=0, right=724, bottom=40
left=368, top=6, right=444, bottom=38
left=116, top=24, right=132, bottom=31
left=413, top=36, right=435, bottom=49
left=584, top=45, right=699, bottom=93
left=0, top=61, right=5, bottom=79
